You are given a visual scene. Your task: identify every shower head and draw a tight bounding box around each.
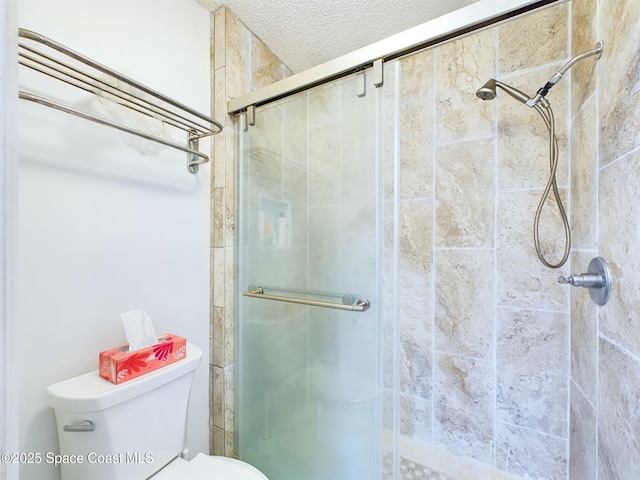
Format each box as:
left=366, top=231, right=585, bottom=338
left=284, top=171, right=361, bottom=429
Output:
left=476, top=79, right=498, bottom=100
left=475, top=79, right=531, bottom=105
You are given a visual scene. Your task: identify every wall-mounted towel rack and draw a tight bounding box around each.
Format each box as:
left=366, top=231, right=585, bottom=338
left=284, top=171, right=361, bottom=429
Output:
left=18, top=28, right=222, bottom=174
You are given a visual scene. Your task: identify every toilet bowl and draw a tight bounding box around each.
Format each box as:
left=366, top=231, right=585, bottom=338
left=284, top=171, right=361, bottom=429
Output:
left=150, top=452, right=266, bottom=479
left=46, top=343, right=267, bottom=480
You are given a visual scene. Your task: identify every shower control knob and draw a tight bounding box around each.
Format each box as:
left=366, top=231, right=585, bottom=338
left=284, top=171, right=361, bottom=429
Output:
left=557, top=256, right=612, bottom=306
left=557, top=273, right=604, bottom=288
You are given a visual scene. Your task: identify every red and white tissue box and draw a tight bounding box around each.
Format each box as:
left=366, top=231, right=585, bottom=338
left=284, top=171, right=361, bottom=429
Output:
left=99, top=334, right=187, bottom=384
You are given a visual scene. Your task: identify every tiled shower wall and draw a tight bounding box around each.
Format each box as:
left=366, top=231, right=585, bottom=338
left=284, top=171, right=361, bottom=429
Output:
left=569, top=0, right=640, bottom=479
left=210, top=1, right=640, bottom=479
left=209, top=7, right=291, bottom=456
left=382, top=4, right=571, bottom=479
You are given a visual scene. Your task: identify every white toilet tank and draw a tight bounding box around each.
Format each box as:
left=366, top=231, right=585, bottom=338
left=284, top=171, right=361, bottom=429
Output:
left=46, top=342, right=203, bottom=480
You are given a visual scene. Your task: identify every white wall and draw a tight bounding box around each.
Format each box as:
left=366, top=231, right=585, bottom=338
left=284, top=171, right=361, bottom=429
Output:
left=2, top=0, right=19, bottom=479
left=16, top=1, right=211, bottom=479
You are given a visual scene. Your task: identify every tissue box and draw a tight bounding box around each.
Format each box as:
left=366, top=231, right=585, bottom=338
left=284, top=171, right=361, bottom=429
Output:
left=99, top=334, right=187, bottom=384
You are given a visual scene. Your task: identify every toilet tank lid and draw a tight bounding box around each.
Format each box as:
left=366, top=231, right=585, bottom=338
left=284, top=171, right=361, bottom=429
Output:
left=46, top=342, right=202, bottom=413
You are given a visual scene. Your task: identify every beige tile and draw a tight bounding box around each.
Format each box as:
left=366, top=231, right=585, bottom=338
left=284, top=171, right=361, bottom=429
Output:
left=435, top=249, right=494, bottom=359
left=570, top=94, right=597, bottom=249
left=399, top=296, right=432, bottom=398
left=599, top=148, right=640, bottom=358
left=224, top=248, right=235, bottom=367
left=434, top=353, right=494, bottom=462
left=210, top=6, right=292, bottom=459
left=246, top=108, right=283, bottom=201
left=495, top=421, right=567, bottom=478
left=598, top=338, right=640, bottom=479
left=435, top=138, right=494, bottom=247
left=341, top=73, right=377, bottom=163
left=224, top=128, right=236, bottom=248
left=213, top=8, right=226, bottom=71
left=598, top=0, right=640, bottom=165
left=399, top=394, right=432, bottom=440
left=210, top=29, right=219, bottom=123
left=400, top=48, right=434, bottom=100
left=308, top=122, right=341, bottom=207
left=383, top=206, right=396, bottom=391
left=496, top=65, right=568, bottom=192
left=308, top=206, right=341, bottom=290
left=497, top=189, right=569, bottom=310
left=435, top=28, right=496, bottom=143
left=498, top=3, right=568, bottom=75
left=213, top=426, right=225, bottom=456
left=281, top=94, right=308, bottom=165
left=221, top=364, right=234, bottom=457
left=571, top=0, right=598, bottom=115
left=249, top=103, right=284, bottom=157
left=213, top=64, right=227, bottom=124
left=251, top=35, right=285, bottom=90
left=212, top=187, right=225, bottom=247
left=212, top=365, right=224, bottom=427
left=570, top=251, right=598, bottom=405
left=340, top=163, right=378, bottom=292
left=224, top=428, right=235, bottom=458
left=209, top=185, right=219, bottom=249
left=399, top=199, right=433, bottom=298
left=382, top=61, right=398, bottom=203
left=224, top=9, right=251, bottom=100
left=399, top=98, right=434, bottom=200
left=212, top=113, right=226, bottom=189
left=282, top=158, right=308, bottom=249
left=382, top=389, right=394, bottom=432
left=307, top=79, right=342, bottom=127
left=570, top=382, right=596, bottom=480
left=212, top=306, right=225, bottom=367
left=496, top=306, right=568, bottom=437
left=212, top=247, right=225, bottom=308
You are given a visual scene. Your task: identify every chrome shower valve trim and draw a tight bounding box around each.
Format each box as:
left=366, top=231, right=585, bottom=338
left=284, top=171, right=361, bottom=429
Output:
left=558, top=256, right=612, bottom=306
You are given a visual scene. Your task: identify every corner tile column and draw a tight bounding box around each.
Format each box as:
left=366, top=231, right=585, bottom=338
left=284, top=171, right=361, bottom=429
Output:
left=209, top=6, right=291, bottom=458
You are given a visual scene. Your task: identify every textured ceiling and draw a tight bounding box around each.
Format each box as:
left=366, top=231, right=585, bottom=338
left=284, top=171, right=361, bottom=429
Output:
left=196, top=0, right=481, bottom=73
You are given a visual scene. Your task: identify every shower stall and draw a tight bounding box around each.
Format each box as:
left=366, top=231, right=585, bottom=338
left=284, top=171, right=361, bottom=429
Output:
left=237, top=71, right=382, bottom=479
left=230, top=1, right=576, bottom=479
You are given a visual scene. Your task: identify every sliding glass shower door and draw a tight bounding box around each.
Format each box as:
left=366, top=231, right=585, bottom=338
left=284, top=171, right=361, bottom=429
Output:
left=237, top=69, right=381, bottom=480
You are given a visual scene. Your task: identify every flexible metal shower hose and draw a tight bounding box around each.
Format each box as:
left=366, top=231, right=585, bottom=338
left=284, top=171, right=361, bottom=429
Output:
left=532, top=101, right=571, bottom=268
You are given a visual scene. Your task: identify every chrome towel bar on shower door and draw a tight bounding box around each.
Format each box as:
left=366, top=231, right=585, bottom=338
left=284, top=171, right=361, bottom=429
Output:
left=243, top=285, right=370, bottom=312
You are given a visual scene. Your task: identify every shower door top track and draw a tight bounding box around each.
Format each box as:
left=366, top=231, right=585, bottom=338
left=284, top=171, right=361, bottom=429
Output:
left=227, top=0, right=561, bottom=115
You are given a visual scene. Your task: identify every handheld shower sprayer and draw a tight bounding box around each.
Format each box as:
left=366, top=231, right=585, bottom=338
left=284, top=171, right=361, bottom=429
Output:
left=475, top=41, right=604, bottom=108
left=475, top=41, right=604, bottom=269
left=475, top=79, right=531, bottom=104
left=528, top=40, right=604, bottom=106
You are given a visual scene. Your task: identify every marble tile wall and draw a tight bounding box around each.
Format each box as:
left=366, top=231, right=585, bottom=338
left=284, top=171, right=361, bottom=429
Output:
left=209, top=6, right=291, bottom=457
left=394, top=1, right=640, bottom=477
left=388, top=3, right=571, bottom=479
left=569, top=0, right=640, bottom=478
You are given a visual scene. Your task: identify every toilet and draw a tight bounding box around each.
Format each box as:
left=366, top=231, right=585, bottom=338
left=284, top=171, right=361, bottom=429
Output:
left=46, top=343, right=267, bottom=480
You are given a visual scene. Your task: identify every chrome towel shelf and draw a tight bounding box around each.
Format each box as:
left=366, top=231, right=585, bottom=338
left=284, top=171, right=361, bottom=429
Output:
left=18, top=28, right=222, bottom=174
left=244, top=285, right=370, bottom=312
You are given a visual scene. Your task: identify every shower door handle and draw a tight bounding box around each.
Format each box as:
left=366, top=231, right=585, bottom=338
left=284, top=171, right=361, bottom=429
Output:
left=243, top=286, right=370, bottom=312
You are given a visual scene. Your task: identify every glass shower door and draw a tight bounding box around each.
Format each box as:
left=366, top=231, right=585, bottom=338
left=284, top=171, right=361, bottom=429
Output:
left=237, top=70, right=381, bottom=480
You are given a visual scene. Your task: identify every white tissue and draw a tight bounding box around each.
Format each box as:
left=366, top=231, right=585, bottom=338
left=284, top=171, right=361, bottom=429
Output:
left=121, top=309, right=158, bottom=352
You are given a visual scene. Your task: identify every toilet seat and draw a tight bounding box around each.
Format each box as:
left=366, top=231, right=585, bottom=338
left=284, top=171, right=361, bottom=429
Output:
left=151, top=453, right=268, bottom=480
